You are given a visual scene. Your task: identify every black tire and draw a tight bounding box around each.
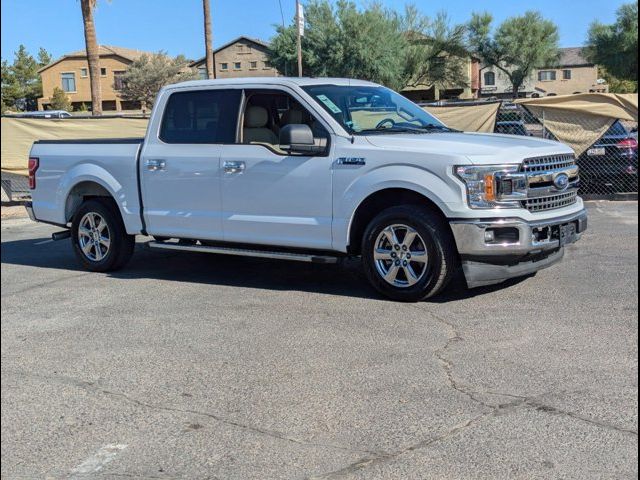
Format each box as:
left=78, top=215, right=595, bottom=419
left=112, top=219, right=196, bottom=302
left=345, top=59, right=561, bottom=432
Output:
left=71, top=198, right=135, bottom=272
left=361, top=205, right=458, bottom=302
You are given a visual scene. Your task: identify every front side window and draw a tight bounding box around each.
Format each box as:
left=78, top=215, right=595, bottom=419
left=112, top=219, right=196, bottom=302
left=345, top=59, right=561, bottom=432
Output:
left=61, top=72, right=76, bottom=92
left=484, top=71, right=496, bottom=86
left=160, top=89, right=242, bottom=144
left=538, top=70, right=557, bottom=81
left=301, top=84, right=447, bottom=134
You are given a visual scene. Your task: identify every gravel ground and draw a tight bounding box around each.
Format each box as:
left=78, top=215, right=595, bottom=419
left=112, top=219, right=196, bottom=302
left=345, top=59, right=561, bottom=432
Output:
left=1, top=201, right=637, bottom=479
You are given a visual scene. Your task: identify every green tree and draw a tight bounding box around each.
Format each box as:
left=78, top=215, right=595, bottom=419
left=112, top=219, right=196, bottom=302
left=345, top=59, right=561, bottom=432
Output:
left=401, top=8, right=468, bottom=91
left=1, top=45, right=52, bottom=111
left=268, top=1, right=468, bottom=91
left=468, top=11, right=560, bottom=98
left=49, top=87, right=72, bottom=111
left=585, top=2, right=638, bottom=83
left=118, top=52, right=198, bottom=111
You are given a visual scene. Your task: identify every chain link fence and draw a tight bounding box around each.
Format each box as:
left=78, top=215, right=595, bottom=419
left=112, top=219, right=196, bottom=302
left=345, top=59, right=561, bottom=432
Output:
left=500, top=104, right=638, bottom=198
left=1, top=171, right=30, bottom=204
left=2, top=106, right=637, bottom=204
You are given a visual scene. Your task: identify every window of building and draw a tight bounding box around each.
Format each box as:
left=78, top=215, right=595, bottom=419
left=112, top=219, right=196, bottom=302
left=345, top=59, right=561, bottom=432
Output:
left=220, top=63, right=228, bottom=70
left=61, top=72, right=76, bottom=92
left=249, top=61, right=258, bottom=70
left=563, top=69, right=572, bottom=80
left=100, top=67, right=107, bottom=76
left=234, top=62, right=242, bottom=70
left=113, top=71, right=126, bottom=90
left=538, top=70, right=556, bottom=81
left=198, top=66, right=207, bottom=79
left=160, top=89, right=242, bottom=144
left=80, top=68, right=88, bottom=78
left=484, top=71, right=496, bottom=86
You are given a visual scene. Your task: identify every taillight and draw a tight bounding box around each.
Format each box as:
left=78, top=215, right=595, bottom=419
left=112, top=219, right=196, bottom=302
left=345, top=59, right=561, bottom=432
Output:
left=617, top=138, right=638, bottom=150
left=28, top=157, right=39, bottom=189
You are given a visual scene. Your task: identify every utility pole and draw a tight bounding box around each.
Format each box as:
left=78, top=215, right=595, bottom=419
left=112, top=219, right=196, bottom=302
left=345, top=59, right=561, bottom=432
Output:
left=295, top=0, right=303, bottom=77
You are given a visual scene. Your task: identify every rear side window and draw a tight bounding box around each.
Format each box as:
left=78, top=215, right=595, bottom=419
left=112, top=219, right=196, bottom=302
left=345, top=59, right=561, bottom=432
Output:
left=160, top=89, right=241, bottom=144
left=604, top=121, right=628, bottom=137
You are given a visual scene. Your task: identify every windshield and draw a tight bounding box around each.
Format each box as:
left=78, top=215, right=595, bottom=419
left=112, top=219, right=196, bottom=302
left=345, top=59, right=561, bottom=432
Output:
left=301, top=84, right=448, bottom=134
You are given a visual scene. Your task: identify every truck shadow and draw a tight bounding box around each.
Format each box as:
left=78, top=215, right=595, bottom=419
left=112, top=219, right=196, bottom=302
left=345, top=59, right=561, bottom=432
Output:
left=1, top=237, right=528, bottom=302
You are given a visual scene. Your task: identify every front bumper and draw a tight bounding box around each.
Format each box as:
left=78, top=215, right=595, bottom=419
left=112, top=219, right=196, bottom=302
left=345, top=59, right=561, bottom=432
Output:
left=450, top=208, right=588, bottom=288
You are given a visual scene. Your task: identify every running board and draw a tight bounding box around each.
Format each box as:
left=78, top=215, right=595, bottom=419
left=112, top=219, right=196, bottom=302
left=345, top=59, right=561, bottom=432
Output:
left=147, top=241, right=339, bottom=264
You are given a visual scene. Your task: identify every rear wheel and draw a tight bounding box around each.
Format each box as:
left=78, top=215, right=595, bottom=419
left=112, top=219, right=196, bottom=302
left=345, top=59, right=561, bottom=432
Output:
left=361, top=205, right=458, bottom=301
left=71, top=199, right=135, bottom=272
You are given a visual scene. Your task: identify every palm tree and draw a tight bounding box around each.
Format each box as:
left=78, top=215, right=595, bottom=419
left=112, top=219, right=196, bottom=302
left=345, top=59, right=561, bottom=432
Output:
left=203, top=0, right=215, bottom=79
left=80, top=0, right=102, bottom=115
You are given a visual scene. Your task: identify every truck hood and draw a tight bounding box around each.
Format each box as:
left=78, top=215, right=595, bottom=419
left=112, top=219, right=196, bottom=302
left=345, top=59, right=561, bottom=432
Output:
left=364, top=131, right=574, bottom=165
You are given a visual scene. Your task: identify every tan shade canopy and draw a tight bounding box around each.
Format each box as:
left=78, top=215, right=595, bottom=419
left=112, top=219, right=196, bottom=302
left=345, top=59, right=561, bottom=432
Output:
left=423, top=102, right=501, bottom=133
left=515, top=93, right=639, bottom=155
left=1, top=117, right=149, bottom=175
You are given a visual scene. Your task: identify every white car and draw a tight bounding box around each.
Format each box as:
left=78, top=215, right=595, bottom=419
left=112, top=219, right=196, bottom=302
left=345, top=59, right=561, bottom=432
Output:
left=27, top=77, right=587, bottom=301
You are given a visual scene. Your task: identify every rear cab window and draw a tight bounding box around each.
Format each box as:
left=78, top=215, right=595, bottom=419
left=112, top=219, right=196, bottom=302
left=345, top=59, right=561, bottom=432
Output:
left=160, top=89, right=241, bottom=144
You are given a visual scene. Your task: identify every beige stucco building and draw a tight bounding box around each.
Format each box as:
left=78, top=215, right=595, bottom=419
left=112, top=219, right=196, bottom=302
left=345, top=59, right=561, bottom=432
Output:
left=189, top=36, right=279, bottom=79
left=479, top=47, right=608, bottom=99
left=401, top=57, right=482, bottom=102
left=533, top=47, right=608, bottom=96
left=37, top=45, right=150, bottom=112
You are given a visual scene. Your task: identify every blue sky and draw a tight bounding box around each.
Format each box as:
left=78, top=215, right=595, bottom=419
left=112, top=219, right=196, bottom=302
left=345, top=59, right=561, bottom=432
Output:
left=1, top=0, right=626, bottom=62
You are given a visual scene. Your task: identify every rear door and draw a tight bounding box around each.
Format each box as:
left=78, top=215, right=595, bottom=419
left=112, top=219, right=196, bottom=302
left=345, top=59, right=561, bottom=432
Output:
left=140, top=88, right=242, bottom=240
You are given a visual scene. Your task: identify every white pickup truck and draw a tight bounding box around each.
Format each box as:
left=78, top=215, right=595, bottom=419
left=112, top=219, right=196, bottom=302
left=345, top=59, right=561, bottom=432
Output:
left=27, top=77, right=587, bottom=301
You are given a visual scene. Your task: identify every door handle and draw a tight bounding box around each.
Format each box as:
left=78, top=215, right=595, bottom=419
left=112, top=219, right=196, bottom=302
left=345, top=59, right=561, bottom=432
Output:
left=145, top=159, right=166, bottom=171
left=223, top=161, right=245, bottom=174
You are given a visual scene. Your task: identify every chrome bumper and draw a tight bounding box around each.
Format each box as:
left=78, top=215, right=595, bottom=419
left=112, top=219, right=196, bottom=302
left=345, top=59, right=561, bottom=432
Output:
left=450, top=209, right=588, bottom=288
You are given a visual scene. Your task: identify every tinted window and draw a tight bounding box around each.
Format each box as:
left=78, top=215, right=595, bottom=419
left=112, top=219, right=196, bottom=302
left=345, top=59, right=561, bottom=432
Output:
left=160, top=90, right=241, bottom=144
left=604, top=121, right=628, bottom=137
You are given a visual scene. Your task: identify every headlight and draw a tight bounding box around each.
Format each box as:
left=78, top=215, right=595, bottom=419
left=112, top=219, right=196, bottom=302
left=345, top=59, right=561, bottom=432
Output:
left=455, top=165, right=523, bottom=209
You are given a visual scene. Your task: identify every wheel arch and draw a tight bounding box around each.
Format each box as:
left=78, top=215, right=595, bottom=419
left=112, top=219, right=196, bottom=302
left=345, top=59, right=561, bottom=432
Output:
left=64, top=180, right=119, bottom=223
left=347, top=187, right=451, bottom=255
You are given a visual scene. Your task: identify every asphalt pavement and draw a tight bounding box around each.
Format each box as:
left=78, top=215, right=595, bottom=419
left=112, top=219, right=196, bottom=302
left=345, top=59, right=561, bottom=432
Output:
left=1, top=201, right=638, bottom=479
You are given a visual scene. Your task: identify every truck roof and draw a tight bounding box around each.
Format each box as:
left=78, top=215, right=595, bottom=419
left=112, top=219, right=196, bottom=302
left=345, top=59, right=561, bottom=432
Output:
left=165, top=77, right=380, bottom=90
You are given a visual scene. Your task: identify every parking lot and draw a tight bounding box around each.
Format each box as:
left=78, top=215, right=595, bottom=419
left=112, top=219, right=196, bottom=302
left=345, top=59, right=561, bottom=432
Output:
left=1, top=201, right=637, bottom=479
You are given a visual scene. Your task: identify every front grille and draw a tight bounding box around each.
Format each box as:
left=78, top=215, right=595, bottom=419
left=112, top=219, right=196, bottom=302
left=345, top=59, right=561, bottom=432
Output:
left=520, top=154, right=580, bottom=212
left=522, top=154, right=576, bottom=173
left=523, top=191, right=578, bottom=212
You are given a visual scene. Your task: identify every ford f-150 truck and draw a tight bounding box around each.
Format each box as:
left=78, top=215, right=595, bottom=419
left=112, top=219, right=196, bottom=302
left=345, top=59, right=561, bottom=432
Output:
left=27, top=77, right=587, bottom=301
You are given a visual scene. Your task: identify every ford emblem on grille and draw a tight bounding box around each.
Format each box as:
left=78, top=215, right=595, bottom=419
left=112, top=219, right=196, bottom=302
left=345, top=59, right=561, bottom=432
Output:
left=553, top=173, right=570, bottom=191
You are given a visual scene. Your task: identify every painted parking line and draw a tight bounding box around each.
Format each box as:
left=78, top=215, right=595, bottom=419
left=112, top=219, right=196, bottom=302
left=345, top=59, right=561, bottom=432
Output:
left=68, top=444, right=127, bottom=478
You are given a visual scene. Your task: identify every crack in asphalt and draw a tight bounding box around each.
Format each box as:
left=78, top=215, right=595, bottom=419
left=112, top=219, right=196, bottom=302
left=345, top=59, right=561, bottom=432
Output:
left=8, top=303, right=636, bottom=480
left=307, top=305, right=637, bottom=479
left=12, top=370, right=382, bottom=460
left=1, top=271, right=92, bottom=297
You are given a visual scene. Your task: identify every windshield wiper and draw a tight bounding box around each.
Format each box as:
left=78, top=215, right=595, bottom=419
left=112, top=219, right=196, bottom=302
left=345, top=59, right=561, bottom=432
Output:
left=356, top=126, right=428, bottom=135
left=420, top=124, right=458, bottom=132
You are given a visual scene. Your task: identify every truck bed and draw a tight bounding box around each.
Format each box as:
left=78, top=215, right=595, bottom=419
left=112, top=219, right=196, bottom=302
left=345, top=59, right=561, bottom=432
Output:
left=30, top=139, right=145, bottom=234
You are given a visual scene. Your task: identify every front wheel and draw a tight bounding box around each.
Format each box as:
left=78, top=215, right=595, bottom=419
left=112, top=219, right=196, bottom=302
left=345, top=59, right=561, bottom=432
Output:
left=71, top=198, right=135, bottom=272
left=361, top=205, right=458, bottom=302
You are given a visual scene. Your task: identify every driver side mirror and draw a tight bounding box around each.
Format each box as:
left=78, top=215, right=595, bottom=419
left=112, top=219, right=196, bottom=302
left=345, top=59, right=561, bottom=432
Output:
left=279, top=124, right=324, bottom=154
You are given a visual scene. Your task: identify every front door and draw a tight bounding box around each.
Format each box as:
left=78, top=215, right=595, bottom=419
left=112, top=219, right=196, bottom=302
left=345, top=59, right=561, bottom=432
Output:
left=220, top=90, right=333, bottom=250
left=140, top=88, right=241, bottom=240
